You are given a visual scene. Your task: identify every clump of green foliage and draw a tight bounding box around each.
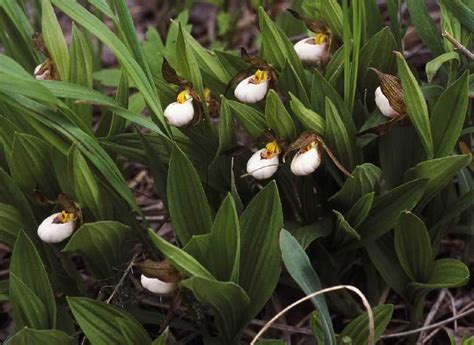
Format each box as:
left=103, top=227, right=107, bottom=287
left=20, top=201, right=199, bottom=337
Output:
left=0, top=0, right=472, bottom=344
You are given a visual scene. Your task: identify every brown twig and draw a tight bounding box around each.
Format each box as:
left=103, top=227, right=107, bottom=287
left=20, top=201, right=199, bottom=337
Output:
left=106, top=252, right=140, bottom=304
left=417, top=289, right=446, bottom=343
left=250, top=285, right=374, bottom=345
left=382, top=308, right=474, bottom=339
left=442, top=31, right=474, bottom=60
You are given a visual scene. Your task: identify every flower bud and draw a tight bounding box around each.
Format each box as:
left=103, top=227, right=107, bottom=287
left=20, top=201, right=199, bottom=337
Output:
left=33, top=58, right=58, bottom=80
left=294, top=33, right=329, bottom=64
left=137, top=260, right=180, bottom=294
left=164, top=89, right=194, bottom=127
left=290, top=142, right=321, bottom=176
left=234, top=69, right=270, bottom=104
left=246, top=141, right=281, bottom=180
left=37, top=211, right=77, bottom=243
left=140, top=274, right=177, bottom=294
left=370, top=68, right=405, bottom=118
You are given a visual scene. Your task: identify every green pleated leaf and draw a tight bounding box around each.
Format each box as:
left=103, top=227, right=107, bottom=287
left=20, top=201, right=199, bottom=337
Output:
left=280, top=62, right=310, bottom=106
left=167, top=145, right=213, bottom=245
left=324, top=97, right=356, bottom=172
left=430, top=71, right=469, bottom=158
left=69, top=24, right=93, bottom=125
left=181, top=277, right=250, bottom=343
left=406, top=0, right=445, bottom=56
left=0, top=203, right=23, bottom=247
left=438, top=0, right=474, bottom=33
left=226, top=99, right=266, bottom=138
left=411, top=258, right=469, bottom=289
left=41, top=0, right=70, bottom=81
left=330, top=163, right=381, bottom=209
left=394, top=212, right=434, bottom=282
left=209, top=194, right=240, bottom=282
left=366, top=239, right=410, bottom=296
left=10, top=230, right=56, bottom=329
left=112, top=0, right=154, bottom=83
left=280, top=229, right=336, bottom=345
left=0, top=169, right=36, bottom=230
left=10, top=133, right=58, bottom=198
left=311, top=70, right=356, bottom=137
left=0, top=74, right=58, bottom=107
left=358, top=27, right=397, bottom=92
left=425, top=52, right=460, bottom=83
left=333, top=210, right=361, bottom=242
left=258, top=7, right=305, bottom=81
left=40, top=80, right=163, bottom=135
left=67, top=297, right=151, bottom=345
left=175, top=23, right=203, bottom=95
left=358, top=179, right=429, bottom=242
left=404, top=154, right=471, bottom=206
left=346, top=192, right=375, bottom=229
left=339, top=304, right=394, bottom=345
left=179, top=27, right=229, bottom=84
left=379, top=126, right=424, bottom=188
left=239, top=182, right=282, bottom=321
left=395, top=51, right=433, bottom=159
left=9, top=273, right=49, bottom=330
left=69, top=147, right=111, bottom=220
left=50, top=0, right=167, bottom=130
left=289, top=93, right=326, bottom=135
left=215, top=98, right=237, bottom=157
left=265, top=90, right=296, bottom=140
left=63, top=221, right=131, bottom=279
left=7, top=328, right=73, bottom=345
left=148, top=229, right=215, bottom=280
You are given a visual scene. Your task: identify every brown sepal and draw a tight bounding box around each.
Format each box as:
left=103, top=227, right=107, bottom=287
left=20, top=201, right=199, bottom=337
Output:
left=370, top=68, right=406, bottom=116
left=162, top=58, right=190, bottom=87
left=32, top=32, right=48, bottom=56
left=287, top=9, right=330, bottom=35
left=136, top=259, right=182, bottom=283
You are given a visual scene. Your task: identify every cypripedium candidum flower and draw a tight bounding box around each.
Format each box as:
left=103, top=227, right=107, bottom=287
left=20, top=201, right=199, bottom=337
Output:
left=288, top=9, right=331, bottom=65
left=164, top=89, right=195, bottom=127
left=34, top=58, right=58, bottom=80
left=37, top=210, right=77, bottom=243
left=247, top=140, right=281, bottom=180
left=370, top=68, right=405, bottom=119
left=294, top=33, right=329, bottom=64
left=137, top=260, right=180, bottom=295
left=226, top=47, right=278, bottom=103
left=234, top=69, right=270, bottom=104
left=290, top=141, right=321, bottom=176
left=285, top=132, right=352, bottom=177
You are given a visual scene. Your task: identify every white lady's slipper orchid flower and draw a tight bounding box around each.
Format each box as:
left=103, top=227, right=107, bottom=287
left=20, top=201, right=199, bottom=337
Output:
left=164, top=89, right=194, bottom=127
left=234, top=69, right=270, bottom=103
left=291, top=142, right=321, bottom=176
left=247, top=141, right=281, bottom=180
left=37, top=211, right=77, bottom=243
left=374, top=86, right=399, bottom=118
left=294, top=33, right=328, bottom=64
left=141, top=274, right=177, bottom=294
left=34, top=63, right=51, bottom=80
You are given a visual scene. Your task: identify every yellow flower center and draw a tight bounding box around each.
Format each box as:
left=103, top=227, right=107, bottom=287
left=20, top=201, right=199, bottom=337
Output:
left=301, top=141, right=317, bottom=153
left=252, top=69, right=269, bottom=84
left=314, top=33, right=328, bottom=45
left=59, top=210, right=76, bottom=223
left=261, top=140, right=281, bottom=159
left=176, top=89, right=191, bottom=104
left=204, top=87, right=211, bottom=103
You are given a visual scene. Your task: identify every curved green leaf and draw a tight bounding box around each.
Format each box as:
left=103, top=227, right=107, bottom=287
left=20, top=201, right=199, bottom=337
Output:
left=395, top=51, right=433, bottom=159
left=394, top=212, right=433, bottom=282
left=280, top=229, right=336, bottom=345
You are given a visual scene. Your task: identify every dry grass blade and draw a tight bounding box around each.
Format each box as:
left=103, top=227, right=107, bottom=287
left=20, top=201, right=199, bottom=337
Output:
left=250, top=285, right=374, bottom=345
